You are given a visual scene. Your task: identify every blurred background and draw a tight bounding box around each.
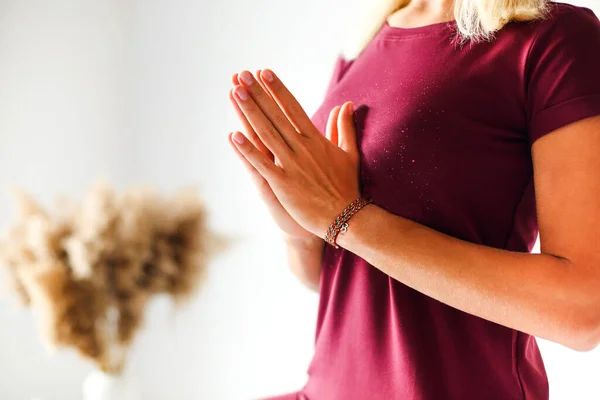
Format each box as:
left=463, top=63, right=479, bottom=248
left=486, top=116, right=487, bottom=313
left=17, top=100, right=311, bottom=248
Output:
left=0, top=0, right=598, bottom=399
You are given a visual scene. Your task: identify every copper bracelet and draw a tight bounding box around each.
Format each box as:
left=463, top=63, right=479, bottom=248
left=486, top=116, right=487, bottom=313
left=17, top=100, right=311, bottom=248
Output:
left=324, top=197, right=373, bottom=249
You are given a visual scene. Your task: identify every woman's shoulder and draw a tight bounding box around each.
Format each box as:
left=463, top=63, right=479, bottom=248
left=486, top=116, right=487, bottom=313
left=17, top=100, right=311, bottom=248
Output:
left=521, top=2, right=600, bottom=146
left=547, top=1, right=597, bottom=19
left=516, top=1, right=599, bottom=63
left=523, top=1, right=600, bottom=39
left=495, top=1, right=600, bottom=67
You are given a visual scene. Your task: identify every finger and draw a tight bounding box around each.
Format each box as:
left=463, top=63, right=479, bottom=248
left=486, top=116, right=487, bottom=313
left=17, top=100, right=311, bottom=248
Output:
left=229, top=88, right=273, bottom=160
left=229, top=131, right=282, bottom=181
left=232, top=84, right=294, bottom=162
left=255, top=69, right=272, bottom=98
left=259, top=69, right=316, bottom=136
left=326, top=106, right=342, bottom=146
left=337, top=101, right=359, bottom=160
left=231, top=73, right=240, bottom=86
left=227, top=132, right=279, bottom=201
left=238, top=70, right=301, bottom=151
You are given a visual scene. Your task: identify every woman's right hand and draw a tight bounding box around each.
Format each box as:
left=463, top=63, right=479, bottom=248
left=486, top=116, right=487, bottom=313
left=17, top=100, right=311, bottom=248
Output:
left=228, top=70, right=313, bottom=240
left=227, top=70, right=347, bottom=242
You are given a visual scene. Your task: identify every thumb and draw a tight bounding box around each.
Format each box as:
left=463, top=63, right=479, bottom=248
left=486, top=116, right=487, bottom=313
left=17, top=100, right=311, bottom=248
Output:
left=337, top=101, right=359, bottom=160
left=325, top=105, right=341, bottom=146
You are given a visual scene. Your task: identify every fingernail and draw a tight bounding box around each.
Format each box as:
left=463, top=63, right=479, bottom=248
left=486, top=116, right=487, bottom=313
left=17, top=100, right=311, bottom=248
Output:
left=239, top=71, right=254, bottom=86
left=348, top=102, right=354, bottom=113
left=262, top=69, right=274, bottom=82
left=233, top=132, right=245, bottom=144
left=234, top=86, right=249, bottom=101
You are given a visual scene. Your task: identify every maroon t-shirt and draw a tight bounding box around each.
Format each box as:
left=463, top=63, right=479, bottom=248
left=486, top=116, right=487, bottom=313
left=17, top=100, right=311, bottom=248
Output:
left=264, top=2, right=600, bottom=399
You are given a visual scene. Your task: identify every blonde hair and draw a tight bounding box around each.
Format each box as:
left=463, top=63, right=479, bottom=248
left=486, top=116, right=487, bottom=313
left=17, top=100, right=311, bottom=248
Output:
left=341, top=0, right=550, bottom=59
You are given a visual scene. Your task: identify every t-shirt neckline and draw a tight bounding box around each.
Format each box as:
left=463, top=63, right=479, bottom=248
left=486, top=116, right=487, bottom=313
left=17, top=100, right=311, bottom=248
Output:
left=380, top=18, right=457, bottom=38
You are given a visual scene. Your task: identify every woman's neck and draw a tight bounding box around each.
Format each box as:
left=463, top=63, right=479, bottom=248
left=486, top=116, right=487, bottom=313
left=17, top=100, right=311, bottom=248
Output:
left=387, top=0, right=455, bottom=28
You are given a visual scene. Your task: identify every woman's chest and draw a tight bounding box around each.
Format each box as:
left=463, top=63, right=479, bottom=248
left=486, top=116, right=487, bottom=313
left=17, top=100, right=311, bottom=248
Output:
left=310, top=51, right=532, bottom=228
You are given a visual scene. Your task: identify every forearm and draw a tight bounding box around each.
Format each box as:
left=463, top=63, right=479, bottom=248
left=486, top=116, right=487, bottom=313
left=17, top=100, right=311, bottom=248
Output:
left=283, top=234, right=324, bottom=292
left=335, top=204, right=600, bottom=351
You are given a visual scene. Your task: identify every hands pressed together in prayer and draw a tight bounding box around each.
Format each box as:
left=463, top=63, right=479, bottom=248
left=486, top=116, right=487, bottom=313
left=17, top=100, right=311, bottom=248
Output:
left=227, top=69, right=362, bottom=241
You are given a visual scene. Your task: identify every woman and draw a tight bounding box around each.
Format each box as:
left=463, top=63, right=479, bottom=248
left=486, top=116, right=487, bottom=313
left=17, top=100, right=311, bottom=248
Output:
left=227, top=0, right=600, bottom=398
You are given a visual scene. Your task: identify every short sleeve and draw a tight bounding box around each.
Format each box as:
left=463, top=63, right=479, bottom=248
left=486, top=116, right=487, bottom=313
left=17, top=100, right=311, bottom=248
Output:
left=526, top=5, right=600, bottom=146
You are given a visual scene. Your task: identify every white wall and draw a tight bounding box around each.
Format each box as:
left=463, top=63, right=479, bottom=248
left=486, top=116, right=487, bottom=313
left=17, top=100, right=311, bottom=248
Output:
left=0, top=0, right=599, bottom=399
left=0, top=1, right=132, bottom=399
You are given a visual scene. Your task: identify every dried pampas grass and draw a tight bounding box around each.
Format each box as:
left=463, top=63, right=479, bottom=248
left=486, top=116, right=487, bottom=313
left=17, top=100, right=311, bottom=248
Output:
left=0, top=183, right=228, bottom=373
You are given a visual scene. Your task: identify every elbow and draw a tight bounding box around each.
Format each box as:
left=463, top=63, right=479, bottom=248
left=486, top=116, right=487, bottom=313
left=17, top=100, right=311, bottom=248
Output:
left=575, top=326, right=600, bottom=353
left=565, top=333, right=599, bottom=353
left=562, top=311, right=600, bottom=352
left=558, top=270, right=600, bottom=352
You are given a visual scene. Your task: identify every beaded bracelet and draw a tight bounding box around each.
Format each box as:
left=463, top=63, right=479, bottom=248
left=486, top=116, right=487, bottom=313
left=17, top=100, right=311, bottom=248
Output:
left=324, top=197, right=373, bottom=249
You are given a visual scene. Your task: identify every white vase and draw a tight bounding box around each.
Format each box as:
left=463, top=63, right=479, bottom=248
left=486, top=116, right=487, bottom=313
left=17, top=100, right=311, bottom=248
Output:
left=82, top=369, right=141, bottom=400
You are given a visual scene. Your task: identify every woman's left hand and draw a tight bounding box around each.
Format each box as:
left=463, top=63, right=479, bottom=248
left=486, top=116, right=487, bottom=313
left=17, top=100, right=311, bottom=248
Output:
left=228, top=69, right=361, bottom=238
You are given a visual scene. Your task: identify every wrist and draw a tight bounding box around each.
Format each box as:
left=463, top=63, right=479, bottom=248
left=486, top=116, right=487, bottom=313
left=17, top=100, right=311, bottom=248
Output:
left=324, top=197, right=373, bottom=249
left=334, top=203, right=378, bottom=251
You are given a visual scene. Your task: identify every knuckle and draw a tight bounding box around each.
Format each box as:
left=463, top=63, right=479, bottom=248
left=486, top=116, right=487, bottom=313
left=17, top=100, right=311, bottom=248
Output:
left=266, top=126, right=279, bottom=140
left=290, top=103, right=304, bottom=116
left=259, top=158, right=272, bottom=172
left=273, top=112, right=287, bottom=126
left=252, top=88, right=265, bottom=101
